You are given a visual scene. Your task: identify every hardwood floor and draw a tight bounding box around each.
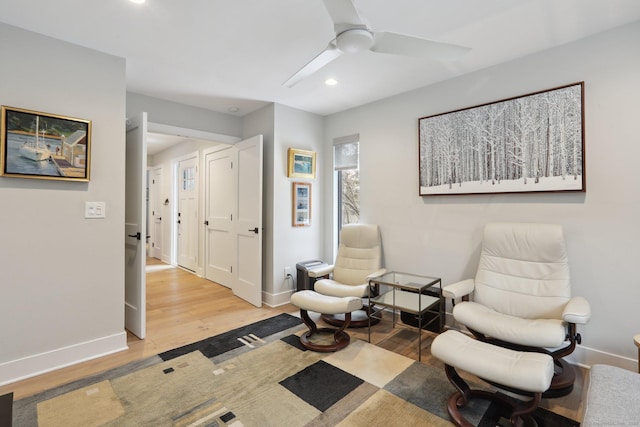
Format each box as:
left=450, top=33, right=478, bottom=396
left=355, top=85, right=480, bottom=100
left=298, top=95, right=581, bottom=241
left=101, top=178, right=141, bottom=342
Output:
left=0, top=258, right=587, bottom=422
left=0, top=258, right=295, bottom=400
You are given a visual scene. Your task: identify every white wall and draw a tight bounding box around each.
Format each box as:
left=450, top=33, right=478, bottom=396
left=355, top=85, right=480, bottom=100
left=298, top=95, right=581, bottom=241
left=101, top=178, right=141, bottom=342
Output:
left=0, top=23, right=127, bottom=384
left=323, top=22, right=640, bottom=369
left=272, top=105, right=325, bottom=304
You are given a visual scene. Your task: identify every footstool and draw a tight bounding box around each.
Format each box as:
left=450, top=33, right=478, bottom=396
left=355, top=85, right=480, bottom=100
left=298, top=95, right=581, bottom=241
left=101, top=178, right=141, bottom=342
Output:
left=431, top=330, right=554, bottom=427
left=290, top=290, right=362, bottom=352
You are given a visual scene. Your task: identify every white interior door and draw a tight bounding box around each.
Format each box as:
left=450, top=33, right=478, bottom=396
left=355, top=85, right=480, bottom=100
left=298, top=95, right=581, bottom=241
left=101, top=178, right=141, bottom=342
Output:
left=125, top=113, right=147, bottom=339
left=204, top=135, right=263, bottom=307
left=149, top=167, right=163, bottom=259
left=204, top=146, right=235, bottom=287
left=234, top=135, right=263, bottom=307
left=177, top=156, right=198, bottom=271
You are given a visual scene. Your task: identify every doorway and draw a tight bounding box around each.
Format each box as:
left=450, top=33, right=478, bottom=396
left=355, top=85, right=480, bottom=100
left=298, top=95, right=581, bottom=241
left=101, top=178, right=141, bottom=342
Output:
left=127, top=115, right=264, bottom=339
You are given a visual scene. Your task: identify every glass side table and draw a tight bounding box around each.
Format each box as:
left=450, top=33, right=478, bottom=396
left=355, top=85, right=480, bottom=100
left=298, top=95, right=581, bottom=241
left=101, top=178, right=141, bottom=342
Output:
left=368, top=271, right=443, bottom=361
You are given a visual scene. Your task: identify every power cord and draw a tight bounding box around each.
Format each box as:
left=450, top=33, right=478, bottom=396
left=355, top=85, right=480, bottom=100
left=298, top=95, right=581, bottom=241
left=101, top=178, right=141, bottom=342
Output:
left=285, top=273, right=295, bottom=289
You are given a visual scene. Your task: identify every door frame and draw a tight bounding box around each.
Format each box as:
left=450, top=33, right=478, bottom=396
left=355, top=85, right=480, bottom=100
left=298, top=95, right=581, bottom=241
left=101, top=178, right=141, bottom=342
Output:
left=125, top=118, right=240, bottom=339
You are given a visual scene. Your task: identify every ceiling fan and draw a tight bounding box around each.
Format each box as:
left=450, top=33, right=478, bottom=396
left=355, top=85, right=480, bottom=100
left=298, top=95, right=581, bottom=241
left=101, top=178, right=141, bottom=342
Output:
left=283, top=0, right=470, bottom=88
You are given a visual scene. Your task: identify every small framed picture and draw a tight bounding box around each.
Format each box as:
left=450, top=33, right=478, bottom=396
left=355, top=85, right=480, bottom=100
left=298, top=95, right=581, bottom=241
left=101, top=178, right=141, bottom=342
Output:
left=287, top=148, right=316, bottom=179
left=1, top=105, right=92, bottom=181
left=292, top=181, right=311, bottom=227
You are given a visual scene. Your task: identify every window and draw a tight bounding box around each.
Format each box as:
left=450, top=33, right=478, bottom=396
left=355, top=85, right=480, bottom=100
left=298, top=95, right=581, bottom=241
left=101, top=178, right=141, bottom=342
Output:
left=334, top=135, right=359, bottom=233
left=182, top=166, right=195, bottom=191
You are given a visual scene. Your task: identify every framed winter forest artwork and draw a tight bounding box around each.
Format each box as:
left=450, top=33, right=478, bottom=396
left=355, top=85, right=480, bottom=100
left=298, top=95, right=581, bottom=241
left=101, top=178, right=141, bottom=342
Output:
left=418, top=82, right=585, bottom=196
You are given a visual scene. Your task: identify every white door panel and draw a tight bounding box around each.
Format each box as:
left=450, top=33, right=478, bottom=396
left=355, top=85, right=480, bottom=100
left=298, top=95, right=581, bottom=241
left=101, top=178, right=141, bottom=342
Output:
left=177, top=156, right=198, bottom=271
left=124, top=113, right=147, bottom=339
left=205, top=148, right=234, bottom=286
left=204, top=135, right=263, bottom=307
left=234, top=136, right=263, bottom=307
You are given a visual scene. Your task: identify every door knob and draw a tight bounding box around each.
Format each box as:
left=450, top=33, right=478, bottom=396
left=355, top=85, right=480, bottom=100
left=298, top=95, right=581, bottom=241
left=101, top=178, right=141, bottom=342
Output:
left=248, top=227, right=259, bottom=234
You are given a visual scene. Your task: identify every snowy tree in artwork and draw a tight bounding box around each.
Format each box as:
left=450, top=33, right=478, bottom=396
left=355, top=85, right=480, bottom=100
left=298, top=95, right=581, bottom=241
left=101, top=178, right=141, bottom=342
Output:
left=418, top=83, right=584, bottom=195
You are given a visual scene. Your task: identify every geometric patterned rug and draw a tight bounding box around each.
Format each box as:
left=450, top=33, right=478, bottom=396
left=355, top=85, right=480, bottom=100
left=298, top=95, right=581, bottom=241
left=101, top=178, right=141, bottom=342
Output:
left=13, top=313, right=579, bottom=426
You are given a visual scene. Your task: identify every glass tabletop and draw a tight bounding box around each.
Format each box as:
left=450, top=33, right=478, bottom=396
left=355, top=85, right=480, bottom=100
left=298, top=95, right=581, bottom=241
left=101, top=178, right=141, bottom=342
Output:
left=370, top=271, right=440, bottom=292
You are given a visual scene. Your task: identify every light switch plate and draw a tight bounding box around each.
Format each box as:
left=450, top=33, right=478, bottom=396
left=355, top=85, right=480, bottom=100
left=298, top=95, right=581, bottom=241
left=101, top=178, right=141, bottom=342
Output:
left=85, top=201, right=106, bottom=219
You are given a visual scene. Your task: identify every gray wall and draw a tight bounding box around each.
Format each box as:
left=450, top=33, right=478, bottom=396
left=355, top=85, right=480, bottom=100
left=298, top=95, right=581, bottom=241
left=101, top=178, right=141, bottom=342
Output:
left=0, top=23, right=127, bottom=384
left=242, top=104, right=325, bottom=305
left=323, top=22, right=640, bottom=369
left=127, top=92, right=242, bottom=138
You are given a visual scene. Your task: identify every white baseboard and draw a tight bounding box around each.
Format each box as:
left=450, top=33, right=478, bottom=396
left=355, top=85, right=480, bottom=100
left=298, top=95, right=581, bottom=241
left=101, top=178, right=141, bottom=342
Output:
left=0, top=332, right=128, bottom=387
left=263, top=289, right=295, bottom=307
left=566, top=344, right=637, bottom=371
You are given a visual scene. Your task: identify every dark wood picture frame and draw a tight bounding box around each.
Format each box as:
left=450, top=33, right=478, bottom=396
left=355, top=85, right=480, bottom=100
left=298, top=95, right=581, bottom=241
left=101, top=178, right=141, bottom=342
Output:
left=418, top=82, right=585, bottom=196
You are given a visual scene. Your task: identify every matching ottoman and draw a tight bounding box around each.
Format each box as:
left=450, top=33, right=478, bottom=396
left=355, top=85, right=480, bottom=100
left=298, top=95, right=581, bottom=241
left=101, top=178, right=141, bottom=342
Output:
left=432, top=330, right=554, bottom=427
left=290, top=290, right=362, bottom=352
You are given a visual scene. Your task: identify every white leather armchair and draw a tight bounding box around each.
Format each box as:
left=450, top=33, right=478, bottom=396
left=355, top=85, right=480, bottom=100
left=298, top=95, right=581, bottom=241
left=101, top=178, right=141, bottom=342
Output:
left=443, top=222, right=591, bottom=397
left=310, top=223, right=386, bottom=327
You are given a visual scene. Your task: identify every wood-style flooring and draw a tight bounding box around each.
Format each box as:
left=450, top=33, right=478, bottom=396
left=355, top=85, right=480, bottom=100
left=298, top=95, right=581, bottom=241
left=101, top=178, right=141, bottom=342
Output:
left=0, top=258, right=587, bottom=422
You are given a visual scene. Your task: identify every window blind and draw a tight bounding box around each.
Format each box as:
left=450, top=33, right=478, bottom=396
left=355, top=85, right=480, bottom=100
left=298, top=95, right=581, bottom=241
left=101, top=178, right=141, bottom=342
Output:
left=333, top=134, right=359, bottom=171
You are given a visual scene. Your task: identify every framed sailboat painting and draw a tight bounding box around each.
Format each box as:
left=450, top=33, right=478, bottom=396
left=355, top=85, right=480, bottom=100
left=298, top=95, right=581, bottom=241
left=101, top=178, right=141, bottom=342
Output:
left=0, top=106, right=92, bottom=181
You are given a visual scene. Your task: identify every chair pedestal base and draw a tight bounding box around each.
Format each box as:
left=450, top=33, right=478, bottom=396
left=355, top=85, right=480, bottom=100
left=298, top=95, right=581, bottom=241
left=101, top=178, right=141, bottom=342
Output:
left=446, top=365, right=542, bottom=427
left=321, top=306, right=380, bottom=329
left=546, top=359, right=575, bottom=398
left=299, top=310, right=351, bottom=352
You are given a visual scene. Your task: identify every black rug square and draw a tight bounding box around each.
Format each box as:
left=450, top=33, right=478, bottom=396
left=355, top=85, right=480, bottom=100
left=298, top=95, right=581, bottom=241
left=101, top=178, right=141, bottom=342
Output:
left=159, top=313, right=302, bottom=361
left=280, top=334, right=307, bottom=351
left=279, top=360, right=364, bottom=412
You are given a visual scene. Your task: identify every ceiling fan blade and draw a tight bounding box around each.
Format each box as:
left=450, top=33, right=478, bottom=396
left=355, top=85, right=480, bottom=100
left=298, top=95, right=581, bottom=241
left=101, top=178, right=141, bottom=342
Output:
left=322, top=0, right=366, bottom=31
left=283, top=43, right=342, bottom=88
left=372, top=32, right=470, bottom=60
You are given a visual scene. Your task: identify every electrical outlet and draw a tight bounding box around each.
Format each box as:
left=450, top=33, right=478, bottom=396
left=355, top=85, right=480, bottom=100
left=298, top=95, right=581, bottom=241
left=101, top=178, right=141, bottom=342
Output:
left=284, top=266, right=292, bottom=276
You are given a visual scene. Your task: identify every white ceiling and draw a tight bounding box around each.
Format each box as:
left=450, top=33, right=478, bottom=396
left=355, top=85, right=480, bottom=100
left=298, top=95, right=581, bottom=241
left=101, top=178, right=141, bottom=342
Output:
left=1, top=0, right=640, bottom=118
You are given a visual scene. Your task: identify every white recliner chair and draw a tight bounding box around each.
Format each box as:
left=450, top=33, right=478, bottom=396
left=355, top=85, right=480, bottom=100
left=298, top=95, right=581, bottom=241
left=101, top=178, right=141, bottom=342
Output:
left=310, top=223, right=386, bottom=327
left=443, top=222, right=591, bottom=397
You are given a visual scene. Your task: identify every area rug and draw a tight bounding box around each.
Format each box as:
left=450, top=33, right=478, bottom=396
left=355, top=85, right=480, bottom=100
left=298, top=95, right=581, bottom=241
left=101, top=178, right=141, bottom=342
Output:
left=13, top=313, right=579, bottom=426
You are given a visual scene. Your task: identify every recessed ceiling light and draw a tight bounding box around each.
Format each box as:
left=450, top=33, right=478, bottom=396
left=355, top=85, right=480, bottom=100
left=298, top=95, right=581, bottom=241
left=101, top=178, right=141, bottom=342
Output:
left=130, top=0, right=145, bottom=4
left=228, top=106, right=240, bottom=113
left=325, top=78, right=338, bottom=86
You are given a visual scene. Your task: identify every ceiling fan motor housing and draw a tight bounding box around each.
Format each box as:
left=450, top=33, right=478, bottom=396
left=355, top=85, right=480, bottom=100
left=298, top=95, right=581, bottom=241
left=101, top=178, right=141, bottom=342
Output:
left=336, top=28, right=374, bottom=53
